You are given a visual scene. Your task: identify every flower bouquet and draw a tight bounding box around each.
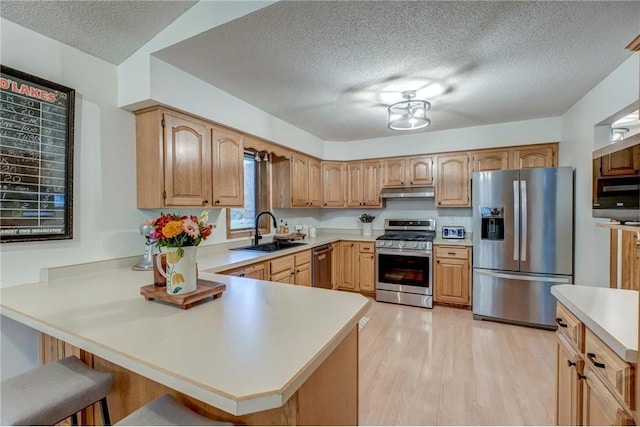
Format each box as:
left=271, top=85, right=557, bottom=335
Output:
left=145, top=211, right=214, bottom=295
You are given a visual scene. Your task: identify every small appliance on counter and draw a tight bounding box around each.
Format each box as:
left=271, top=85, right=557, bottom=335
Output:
left=441, top=225, right=465, bottom=239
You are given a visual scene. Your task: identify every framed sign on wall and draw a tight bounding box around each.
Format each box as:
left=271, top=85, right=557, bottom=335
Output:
left=0, top=65, right=75, bottom=242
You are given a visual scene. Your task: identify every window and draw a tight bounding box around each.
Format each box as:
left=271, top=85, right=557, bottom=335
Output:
left=226, top=151, right=269, bottom=238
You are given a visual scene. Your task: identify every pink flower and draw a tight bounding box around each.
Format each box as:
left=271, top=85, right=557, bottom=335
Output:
left=182, top=218, right=200, bottom=239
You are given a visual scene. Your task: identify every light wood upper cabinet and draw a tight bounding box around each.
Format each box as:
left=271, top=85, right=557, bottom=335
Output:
left=291, top=154, right=310, bottom=207
left=211, top=127, right=244, bottom=207
left=362, top=160, right=383, bottom=206
left=436, top=154, right=470, bottom=207
left=136, top=108, right=212, bottom=208
left=383, top=159, right=406, bottom=187
left=346, top=163, right=363, bottom=207
left=407, top=156, right=433, bottom=185
left=308, top=158, right=322, bottom=207
left=513, top=145, right=556, bottom=169
left=346, top=161, right=382, bottom=207
left=472, top=149, right=511, bottom=172
left=600, top=145, right=640, bottom=176
left=273, top=154, right=323, bottom=208
left=323, top=162, right=346, bottom=208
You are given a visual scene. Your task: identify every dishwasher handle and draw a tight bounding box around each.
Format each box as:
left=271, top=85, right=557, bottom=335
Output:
left=313, top=245, right=333, bottom=256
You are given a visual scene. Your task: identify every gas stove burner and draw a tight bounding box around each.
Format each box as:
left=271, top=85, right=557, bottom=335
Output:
left=376, top=232, right=435, bottom=242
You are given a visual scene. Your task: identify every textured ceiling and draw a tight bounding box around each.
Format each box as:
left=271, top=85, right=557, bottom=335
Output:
left=156, top=1, right=640, bottom=141
left=0, top=0, right=197, bottom=64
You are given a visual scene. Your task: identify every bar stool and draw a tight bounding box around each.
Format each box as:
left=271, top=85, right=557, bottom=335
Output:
left=1, top=356, right=113, bottom=426
left=116, top=394, right=233, bottom=426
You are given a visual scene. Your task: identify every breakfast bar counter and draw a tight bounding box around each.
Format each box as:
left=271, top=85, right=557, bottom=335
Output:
left=0, top=264, right=370, bottom=425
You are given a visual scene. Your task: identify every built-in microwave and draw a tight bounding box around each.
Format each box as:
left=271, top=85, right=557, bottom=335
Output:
left=592, top=136, right=640, bottom=223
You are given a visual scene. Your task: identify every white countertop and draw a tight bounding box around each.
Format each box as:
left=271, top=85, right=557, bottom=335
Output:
left=551, top=285, right=638, bottom=362
left=0, top=265, right=370, bottom=415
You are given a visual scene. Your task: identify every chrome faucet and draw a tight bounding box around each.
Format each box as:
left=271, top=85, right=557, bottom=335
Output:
left=254, top=211, right=277, bottom=246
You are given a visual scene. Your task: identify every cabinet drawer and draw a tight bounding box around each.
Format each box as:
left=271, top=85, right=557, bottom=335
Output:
left=295, top=250, right=311, bottom=266
left=359, top=243, right=375, bottom=253
left=555, top=303, right=583, bottom=352
left=584, top=328, right=634, bottom=410
left=270, top=255, right=294, bottom=275
left=434, top=246, right=469, bottom=259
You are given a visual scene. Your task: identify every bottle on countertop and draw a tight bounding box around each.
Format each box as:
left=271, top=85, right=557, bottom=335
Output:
left=309, top=226, right=316, bottom=238
left=284, top=222, right=289, bottom=234
left=279, top=219, right=285, bottom=234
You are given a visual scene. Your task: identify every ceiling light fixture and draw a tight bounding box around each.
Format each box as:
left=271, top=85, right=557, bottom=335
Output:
left=388, top=90, right=431, bottom=131
left=611, top=127, right=629, bottom=142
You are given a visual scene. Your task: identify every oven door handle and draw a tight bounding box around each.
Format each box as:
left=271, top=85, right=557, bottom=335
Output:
left=376, top=248, right=432, bottom=257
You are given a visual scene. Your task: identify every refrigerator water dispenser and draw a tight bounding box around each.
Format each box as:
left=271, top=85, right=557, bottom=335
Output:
left=480, top=207, right=504, bottom=240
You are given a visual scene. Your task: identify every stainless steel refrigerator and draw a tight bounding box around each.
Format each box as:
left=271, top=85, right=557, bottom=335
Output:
left=472, top=167, right=574, bottom=329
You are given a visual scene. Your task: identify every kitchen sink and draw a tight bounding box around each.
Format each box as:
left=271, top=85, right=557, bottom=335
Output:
left=230, top=241, right=308, bottom=253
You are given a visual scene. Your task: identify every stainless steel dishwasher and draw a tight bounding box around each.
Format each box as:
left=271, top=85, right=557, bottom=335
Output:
left=312, top=244, right=333, bottom=289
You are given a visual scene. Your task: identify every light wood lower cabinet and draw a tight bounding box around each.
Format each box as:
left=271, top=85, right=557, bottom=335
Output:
left=269, top=251, right=311, bottom=286
left=583, top=370, right=634, bottom=426
left=39, top=329, right=359, bottom=426
left=220, top=262, right=266, bottom=280
left=555, top=302, right=636, bottom=426
left=337, top=241, right=376, bottom=294
left=433, top=245, right=471, bottom=306
left=556, top=333, right=583, bottom=426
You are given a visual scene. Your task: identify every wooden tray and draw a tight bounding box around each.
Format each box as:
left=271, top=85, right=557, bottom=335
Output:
left=273, top=232, right=307, bottom=241
left=140, top=279, right=226, bottom=309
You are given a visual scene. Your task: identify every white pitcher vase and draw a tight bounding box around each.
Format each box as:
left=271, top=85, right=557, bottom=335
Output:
left=362, top=223, right=372, bottom=236
left=156, top=246, right=198, bottom=295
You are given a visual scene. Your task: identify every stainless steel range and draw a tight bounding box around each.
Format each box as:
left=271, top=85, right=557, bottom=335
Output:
left=375, top=219, right=435, bottom=308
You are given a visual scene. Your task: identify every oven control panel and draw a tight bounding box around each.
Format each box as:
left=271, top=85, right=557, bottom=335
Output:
left=442, top=226, right=466, bottom=239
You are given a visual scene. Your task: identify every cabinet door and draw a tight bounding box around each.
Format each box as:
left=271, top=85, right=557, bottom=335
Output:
left=163, top=112, right=212, bottom=206
left=383, top=159, right=406, bottom=187
left=295, top=262, right=312, bottom=286
left=244, top=263, right=266, bottom=280
left=556, top=336, right=583, bottom=426
left=308, top=158, right=322, bottom=207
left=601, top=145, right=640, bottom=176
left=472, top=150, right=510, bottom=172
left=271, top=268, right=294, bottom=284
left=339, top=242, right=358, bottom=290
left=323, top=162, right=347, bottom=207
left=583, top=370, right=634, bottom=426
left=513, top=146, right=556, bottom=169
left=358, top=252, right=375, bottom=292
left=434, top=257, right=470, bottom=305
left=346, top=163, right=363, bottom=207
left=408, top=156, right=433, bottom=185
left=436, top=154, right=470, bottom=207
left=211, top=127, right=244, bottom=207
left=362, top=160, right=382, bottom=206
left=291, top=154, right=310, bottom=207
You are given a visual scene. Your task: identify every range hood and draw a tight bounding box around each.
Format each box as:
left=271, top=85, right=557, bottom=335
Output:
left=380, top=186, right=435, bottom=199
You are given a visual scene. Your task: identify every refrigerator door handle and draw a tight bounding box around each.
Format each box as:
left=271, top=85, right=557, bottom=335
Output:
left=521, top=179, right=527, bottom=262
left=513, top=180, right=519, bottom=261
left=475, top=269, right=572, bottom=283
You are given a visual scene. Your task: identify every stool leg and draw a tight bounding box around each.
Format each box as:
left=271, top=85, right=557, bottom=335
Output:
left=71, top=412, right=78, bottom=426
left=100, top=397, right=111, bottom=426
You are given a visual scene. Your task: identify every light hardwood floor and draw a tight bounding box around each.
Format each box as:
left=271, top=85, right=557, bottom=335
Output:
left=358, top=300, right=556, bottom=425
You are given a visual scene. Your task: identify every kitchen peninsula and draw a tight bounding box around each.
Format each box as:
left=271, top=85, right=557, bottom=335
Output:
left=0, top=255, right=370, bottom=425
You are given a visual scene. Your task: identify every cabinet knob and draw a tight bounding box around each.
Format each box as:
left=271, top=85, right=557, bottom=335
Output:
left=215, top=200, right=220, bottom=204
left=202, top=200, right=209, bottom=205
left=410, top=181, right=413, bottom=185
left=567, top=360, right=576, bottom=367
left=324, top=203, right=327, bottom=206
left=437, top=260, right=440, bottom=263
left=577, top=373, right=586, bottom=380
left=290, top=271, right=295, bottom=275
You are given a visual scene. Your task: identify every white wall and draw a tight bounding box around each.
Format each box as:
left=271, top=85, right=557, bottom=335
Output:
left=0, top=19, right=146, bottom=379
left=325, top=116, right=562, bottom=160
left=559, top=53, right=639, bottom=287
